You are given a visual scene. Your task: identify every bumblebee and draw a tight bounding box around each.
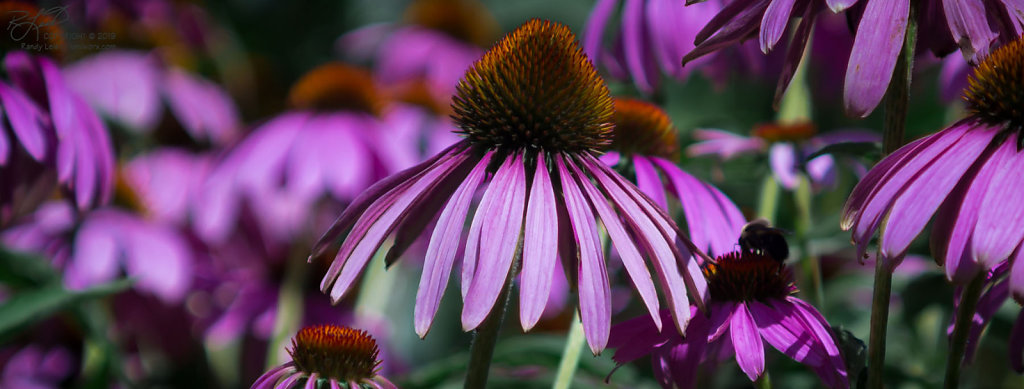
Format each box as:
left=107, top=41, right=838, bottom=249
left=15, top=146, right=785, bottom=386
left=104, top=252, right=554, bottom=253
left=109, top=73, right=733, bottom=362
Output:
left=738, top=219, right=790, bottom=263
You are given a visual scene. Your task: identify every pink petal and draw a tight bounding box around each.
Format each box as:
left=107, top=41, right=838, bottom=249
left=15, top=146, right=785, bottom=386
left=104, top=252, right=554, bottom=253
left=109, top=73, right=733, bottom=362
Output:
left=972, top=134, right=1024, bottom=269
left=582, top=0, right=620, bottom=62
left=557, top=155, right=611, bottom=353
left=462, top=155, right=527, bottom=331
left=633, top=156, right=667, bottom=210
left=622, top=0, right=658, bottom=93
left=748, top=300, right=825, bottom=367
left=880, top=127, right=992, bottom=259
left=0, top=82, right=46, bottom=160
left=843, top=0, right=910, bottom=117
left=760, top=0, right=798, bottom=53
left=942, top=0, right=996, bottom=61
left=574, top=156, right=662, bottom=331
left=519, top=153, right=560, bottom=331
left=730, top=303, right=765, bottom=381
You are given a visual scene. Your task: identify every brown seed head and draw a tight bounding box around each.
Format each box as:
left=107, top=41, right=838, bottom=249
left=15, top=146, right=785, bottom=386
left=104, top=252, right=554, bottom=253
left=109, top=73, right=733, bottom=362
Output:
left=404, top=0, right=498, bottom=47
left=288, top=63, right=382, bottom=115
left=752, top=121, right=816, bottom=143
left=702, top=251, right=796, bottom=302
left=289, top=325, right=381, bottom=382
left=452, top=19, right=614, bottom=154
left=964, top=36, right=1024, bottom=148
left=609, top=98, right=678, bottom=158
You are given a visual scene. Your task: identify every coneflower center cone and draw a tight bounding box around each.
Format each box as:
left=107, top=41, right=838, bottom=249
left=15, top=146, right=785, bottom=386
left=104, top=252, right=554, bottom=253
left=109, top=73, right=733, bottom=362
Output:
left=288, top=63, right=382, bottom=115
left=289, top=325, right=382, bottom=382
left=702, top=251, right=795, bottom=302
left=964, top=36, right=1024, bottom=149
left=452, top=19, right=614, bottom=154
left=609, top=97, right=678, bottom=158
left=752, top=121, right=816, bottom=143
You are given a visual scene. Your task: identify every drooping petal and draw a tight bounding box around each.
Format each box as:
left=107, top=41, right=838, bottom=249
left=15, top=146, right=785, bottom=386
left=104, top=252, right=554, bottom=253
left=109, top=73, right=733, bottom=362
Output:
left=557, top=155, right=611, bottom=353
left=685, top=0, right=771, bottom=64
left=574, top=156, right=662, bottom=330
left=414, top=152, right=492, bottom=337
left=760, top=0, right=797, bottom=53
left=520, top=153, right=561, bottom=331
left=769, top=143, right=800, bottom=189
left=841, top=132, right=935, bottom=230
left=844, top=0, right=910, bottom=117
left=582, top=0, right=620, bottom=62
left=730, top=303, right=765, bottom=381
left=748, top=300, right=825, bottom=367
left=879, top=127, right=992, bottom=259
left=773, top=2, right=817, bottom=107
left=665, top=308, right=709, bottom=389
left=0, top=82, right=46, bottom=161
left=707, top=300, right=737, bottom=342
left=623, top=0, right=659, bottom=93
left=462, top=154, right=527, bottom=331
left=942, top=0, right=996, bottom=61
left=788, top=298, right=849, bottom=388
left=608, top=309, right=675, bottom=365
left=972, top=134, right=1024, bottom=269
left=633, top=156, right=667, bottom=210
left=653, top=157, right=742, bottom=256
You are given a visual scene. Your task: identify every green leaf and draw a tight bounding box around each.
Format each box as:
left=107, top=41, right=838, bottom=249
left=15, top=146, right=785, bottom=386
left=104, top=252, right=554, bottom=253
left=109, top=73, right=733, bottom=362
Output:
left=805, top=142, right=881, bottom=161
left=0, top=278, right=133, bottom=342
left=0, top=245, right=59, bottom=287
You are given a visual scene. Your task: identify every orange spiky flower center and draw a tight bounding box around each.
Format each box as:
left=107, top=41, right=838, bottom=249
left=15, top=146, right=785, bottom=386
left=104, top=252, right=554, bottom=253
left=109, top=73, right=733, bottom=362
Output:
left=288, top=63, right=382, bottom=115
left=289, top=325, right=381, bottom=382
left=404, top=0, right=498, bottom=47
left=964, top=36, right=1024, bottom=149
left=609, top=97, right=679, bottom=158
left=752, top=121, right=816, bottom=143
left=702, top=251, right=796, bottom=302
left=452, top=19, right=614, bottom=154
left=0, top=2, right=65, bottom=58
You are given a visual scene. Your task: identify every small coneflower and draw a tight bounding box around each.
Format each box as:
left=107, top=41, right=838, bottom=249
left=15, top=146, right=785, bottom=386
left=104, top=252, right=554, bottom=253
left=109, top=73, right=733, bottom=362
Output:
left=312, top=19, right=707, bottom=353
left=603, top=97, right=746, bottom=256
left=608, top=250, right=848, bottom=388
left=841, top=36, right=1024, bottom=284
left=251, top=325, right=395, bottom=389
left=688, top=122, right=878, bottom=191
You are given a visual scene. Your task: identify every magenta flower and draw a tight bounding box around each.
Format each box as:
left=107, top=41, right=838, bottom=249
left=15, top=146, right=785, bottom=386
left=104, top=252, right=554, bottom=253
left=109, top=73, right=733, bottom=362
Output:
left=608, top=251, right=848, bottom=388
left=844, top=0, right=1023, bottom=116
left=841, top=38, right=1024, bottom=280
left=251, top=325, right=395, bottom=389
left=2, top=202, right=193, bottom=303
left=312, top=19, right=708, bottom=353
left=0, top=52, right=115, bottom=223
left=120, top=148, right=213, bottom=226
left=64, top=51, right=241, bottom=145
left=193, top=64, right=417, bottom=245
left=583, top=0, right=751, bottom=93
left=0, top=345, right=75, bottom=389
left=945, top=263, right=1024, bottom=369
left=688, top=123, right=879, bottom=191
left=603, top=97, right=746, bottom=256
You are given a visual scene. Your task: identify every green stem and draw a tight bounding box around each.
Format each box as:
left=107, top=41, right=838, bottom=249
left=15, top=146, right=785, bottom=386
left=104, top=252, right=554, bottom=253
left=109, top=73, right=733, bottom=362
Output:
left=754, top=371, right=772, bottom=389
left=794, top=176, right=823, bottom=307
left=553, top=312, right=586, bottom=389
left=265, top=252, right=308, bottom=368
left=464, top=258, right=517, bottom=388
left=867, top=5, right=917, bottom=388
left=944, top=275, right=986, bottom=389
left=355, top=245, right=398, bottom=318
left=757, top=175, right=780, bottom=222
left=866, top=253, right=893, bottom=389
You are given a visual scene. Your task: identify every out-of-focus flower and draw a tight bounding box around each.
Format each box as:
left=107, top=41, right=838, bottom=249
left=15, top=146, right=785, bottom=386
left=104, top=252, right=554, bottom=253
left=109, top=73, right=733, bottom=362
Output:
left=119, top=148, right=213, bottom=226
left=0, top=52, right=115, bottom=225
left=603, top=97, right=745, bottom=256
left=608, top=250, right=848, bottom=388
left=945, top=263, right=1018, bottom=366
left=2, top=202, right=193, bottom=303
left=313, top=19, right=708, bottom=353
left=583, top=0, right=725, bottom=93
left=0, top=345, right=75, bottom=389
left=192, top=64, right=418, bottom=246
left=63, top=51, right=241, bottom=145
left=844, top=0, right=1023, bottom=116
left=338, top=0, right=496, bottom=102
left=250, top=325, right=395, bottom=389
left=842, top=37, right=1024, bottom=279
left=688, top=122, right=879, bottom=191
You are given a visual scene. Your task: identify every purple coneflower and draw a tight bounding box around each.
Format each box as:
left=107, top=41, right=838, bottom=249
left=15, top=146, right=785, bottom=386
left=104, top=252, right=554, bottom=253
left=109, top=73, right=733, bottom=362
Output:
left=688, top=122, right=879, bottom=191
left=608, top=250, right=848, bottom=388
left=603, top=97, right=746, bottom=256
left=312, top=19, right=707, bottom=353
left=844, top=0, right=1023, bottom=116
left=945, top=263, right=1024, bottom=371
left=251, top=325, right=395, bottom=389
left=64, top=51, right=241, bottom=145
left=841, top=37, right=1024, bottom=281
left=0, top=51, right=115, bottom=225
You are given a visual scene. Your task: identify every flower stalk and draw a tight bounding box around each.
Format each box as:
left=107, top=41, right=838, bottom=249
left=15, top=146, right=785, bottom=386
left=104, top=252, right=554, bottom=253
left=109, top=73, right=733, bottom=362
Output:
left=944, top=274, right=986, bottom=389
left=464, top=247, right=520, bottom=388
left=867, top=5, right=917, bottom=388
left=553, top=312, right=586, bottom=389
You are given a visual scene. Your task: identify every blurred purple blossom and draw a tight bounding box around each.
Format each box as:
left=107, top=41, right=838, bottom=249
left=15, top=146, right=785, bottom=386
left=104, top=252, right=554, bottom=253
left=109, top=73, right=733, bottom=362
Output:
left=64, top=50, right=241, bottom=145
left=0, top=346, right=75, bottom=389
